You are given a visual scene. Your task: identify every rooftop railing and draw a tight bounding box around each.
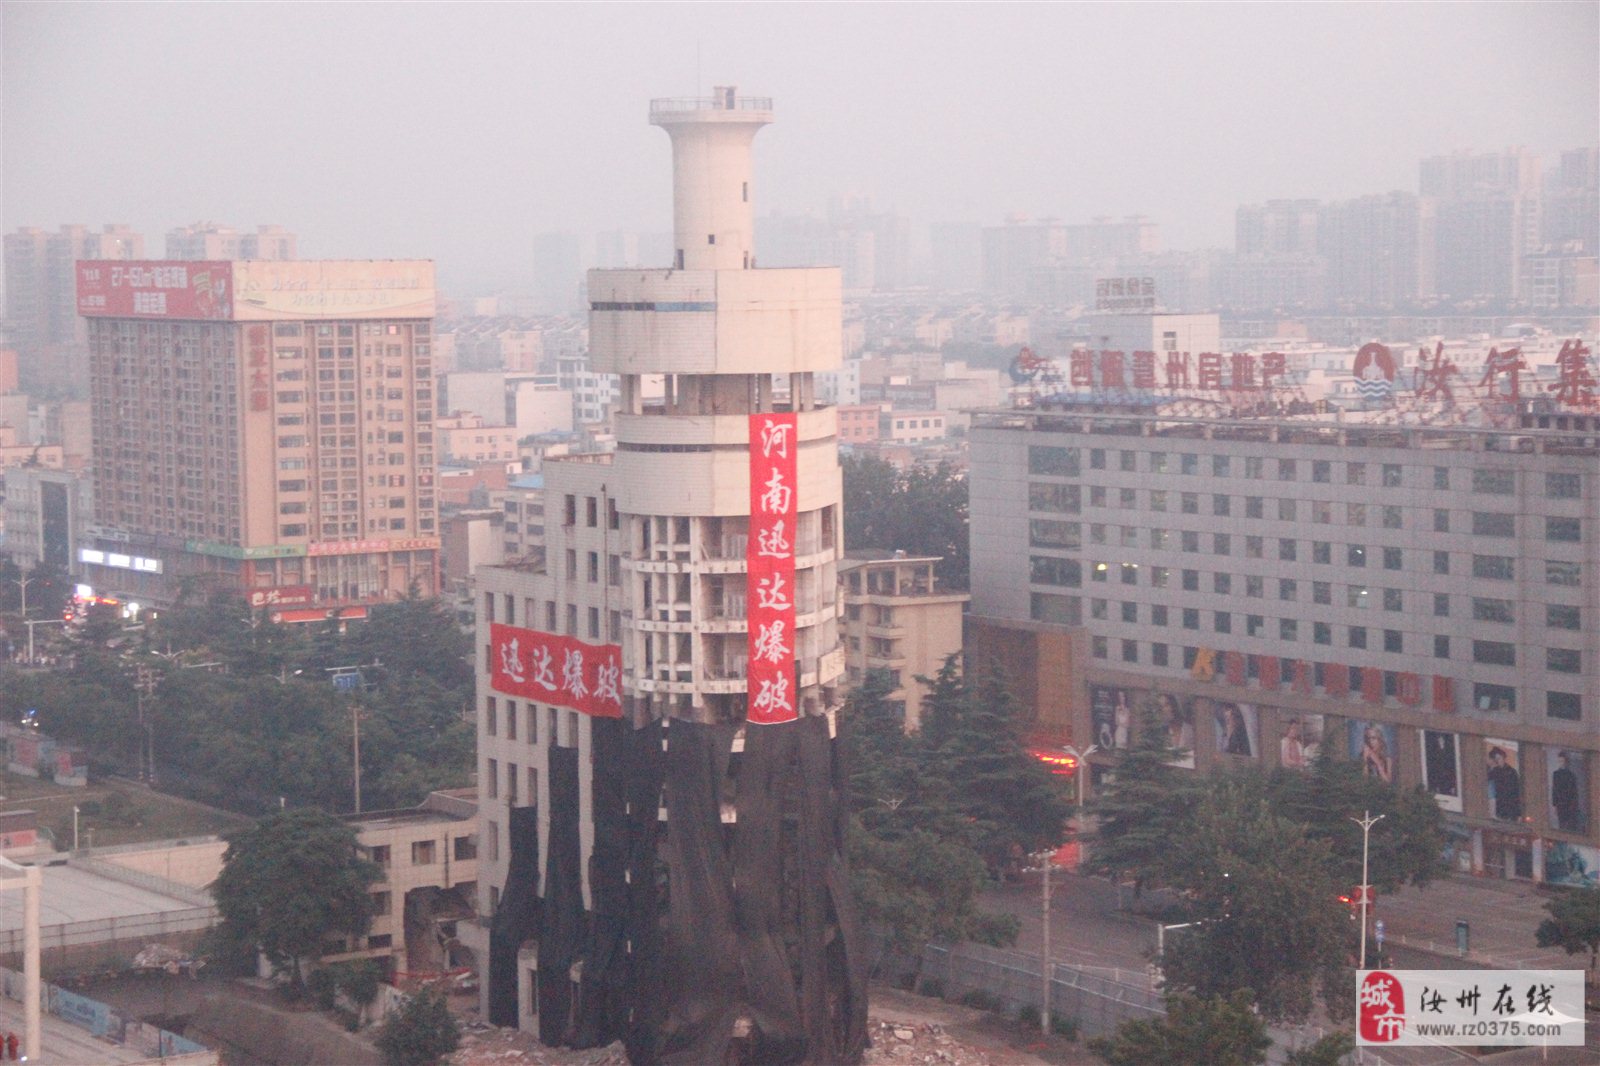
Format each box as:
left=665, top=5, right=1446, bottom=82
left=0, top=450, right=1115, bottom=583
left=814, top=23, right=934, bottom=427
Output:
left=650, top=96, right=773, bottom=114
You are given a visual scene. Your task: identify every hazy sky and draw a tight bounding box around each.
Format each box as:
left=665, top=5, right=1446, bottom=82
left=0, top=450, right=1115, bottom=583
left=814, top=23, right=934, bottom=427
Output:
left=4, top=2, right=1596, bottom=294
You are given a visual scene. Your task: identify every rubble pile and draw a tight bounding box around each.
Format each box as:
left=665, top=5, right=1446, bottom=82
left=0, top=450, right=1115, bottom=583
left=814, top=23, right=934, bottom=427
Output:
left=864, top=1018, right=1025, bottom=1066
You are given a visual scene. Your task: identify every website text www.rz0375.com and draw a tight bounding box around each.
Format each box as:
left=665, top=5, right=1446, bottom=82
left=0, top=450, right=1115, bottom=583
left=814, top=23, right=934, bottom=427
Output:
left=1413, top=1021, right=1567, bottom=1039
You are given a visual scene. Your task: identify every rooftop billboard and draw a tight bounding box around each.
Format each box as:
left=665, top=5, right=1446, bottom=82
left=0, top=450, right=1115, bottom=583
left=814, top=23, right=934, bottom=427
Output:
left=77, top=260, right=434, bottom=321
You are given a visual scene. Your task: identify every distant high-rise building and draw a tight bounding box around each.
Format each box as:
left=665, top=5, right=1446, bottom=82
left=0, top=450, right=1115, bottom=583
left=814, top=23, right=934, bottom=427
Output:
left=929, top=221, right=982, bottom=291
left=1422, top=149, right=1542, bottom=302
left=1318, top=192, right=1434, bottom=308
left=982, top=216, right=1068, bottom=297
left=530, top=232, right=582, bottom=314
left=1541, top=147, right=1599, bottom=253
left=4, top=224, right=144, bottom=395
left=78, top=259, right=438, bottom=609
left=165, top=222, right=298, bottom=261
left=1235, top=199, right=1320, bottom=256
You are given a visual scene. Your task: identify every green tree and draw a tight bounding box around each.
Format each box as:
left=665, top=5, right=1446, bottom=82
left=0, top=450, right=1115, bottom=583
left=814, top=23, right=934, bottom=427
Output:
left=1535, top=886, right=1600, bottom=982
left=1087, top=990, right=1271, bottom=1066
left=1284, top=1032, right=1355, bottom=1066
left=1158, top=786, right=1351, bottom=1024
left=1085, top=702, right=1200, bottom=898
left=848, top=825, right=1019, bottom=958
left=841, top=455, right=969, bottom=589
left=375, top=986, right=460, bottom=1066
left=210, top=809, right=380, bottom=988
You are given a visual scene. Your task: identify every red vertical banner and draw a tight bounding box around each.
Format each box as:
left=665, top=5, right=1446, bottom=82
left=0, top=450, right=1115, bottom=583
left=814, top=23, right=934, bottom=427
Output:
left=747, top=413, right=799, bottom=724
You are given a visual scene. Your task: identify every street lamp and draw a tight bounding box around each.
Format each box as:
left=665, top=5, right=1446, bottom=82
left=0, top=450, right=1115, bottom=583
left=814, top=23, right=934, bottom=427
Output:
left=1062, top=743, right=1099, bottom=812
left=1351, top=810, right=1386, bottom=969
left=1039, top=742, right=1097, bottom=1036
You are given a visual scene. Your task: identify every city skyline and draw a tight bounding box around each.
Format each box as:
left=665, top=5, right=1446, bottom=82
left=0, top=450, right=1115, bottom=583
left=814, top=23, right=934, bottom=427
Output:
left=4, top=3, right=1595, bottom=293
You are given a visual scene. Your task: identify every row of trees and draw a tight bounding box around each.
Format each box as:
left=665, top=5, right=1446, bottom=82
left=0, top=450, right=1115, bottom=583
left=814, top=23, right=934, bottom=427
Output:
left=1, top=591, right=474, bottom=814
left=841, top=455, right=969, bottom=590
left=1088, top=701, right=1449, bottom=1026
left=843, top=658, right=1072, bottom=962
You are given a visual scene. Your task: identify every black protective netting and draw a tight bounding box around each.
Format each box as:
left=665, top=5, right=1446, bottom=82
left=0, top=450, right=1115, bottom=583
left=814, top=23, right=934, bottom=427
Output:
left=537, top=744, right=583, bottom=1046
left=487, top=803, right=541, bottom=1027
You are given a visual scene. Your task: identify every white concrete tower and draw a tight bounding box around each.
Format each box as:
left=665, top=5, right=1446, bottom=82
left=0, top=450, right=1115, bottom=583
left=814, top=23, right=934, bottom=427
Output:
left=590, top=87, right=845, bottom=728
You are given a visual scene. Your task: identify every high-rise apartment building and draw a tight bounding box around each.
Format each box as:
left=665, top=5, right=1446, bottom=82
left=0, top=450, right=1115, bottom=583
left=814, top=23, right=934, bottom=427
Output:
left=1236, top=200, right=1321, bottom=257
left=468, top=89, right=864, bottom=1061
left=1422, top=149, right=1543, bottom=302
left=77, top=259, right=439, bottom=609
left=165, top=222, right=298, bottom=261
left=970, top=398, right=1600, bottom=885
left=4, top=224, right=144, bottom=394
left=1317, top=192, right=1435, bottom=308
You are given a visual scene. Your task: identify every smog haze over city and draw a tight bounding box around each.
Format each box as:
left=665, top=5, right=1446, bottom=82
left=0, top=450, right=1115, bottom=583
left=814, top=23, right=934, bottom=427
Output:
left=4, top=2, right=1596, bottom=293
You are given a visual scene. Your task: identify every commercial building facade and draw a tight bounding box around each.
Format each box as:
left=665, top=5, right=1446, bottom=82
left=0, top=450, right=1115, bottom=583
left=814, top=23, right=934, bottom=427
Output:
left=971, top=403, right=1600, bottom=884
left=78, top=259, right=439, bottom=608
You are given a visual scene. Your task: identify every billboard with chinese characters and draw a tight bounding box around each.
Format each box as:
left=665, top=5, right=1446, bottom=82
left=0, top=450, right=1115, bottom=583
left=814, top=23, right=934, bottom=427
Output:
left=1065, top=348, right=1290, bottom=392
left=747, top=413, right=798, bottom=724
left=488, top=624, right=622, bottom=719
left=232, top=260, right=435, bottom=321
left=1094, top=276, right=1156, bottom=312
left=76, top=261, right=233, bottom=319
left=248, top=586, right=314, bottom=609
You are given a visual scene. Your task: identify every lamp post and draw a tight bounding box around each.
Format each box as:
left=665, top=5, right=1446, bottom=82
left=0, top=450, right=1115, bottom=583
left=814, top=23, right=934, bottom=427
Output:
left=1352, top=810, right=1385, bottom=969
left=1039, top=743, right=1097, bottom=1036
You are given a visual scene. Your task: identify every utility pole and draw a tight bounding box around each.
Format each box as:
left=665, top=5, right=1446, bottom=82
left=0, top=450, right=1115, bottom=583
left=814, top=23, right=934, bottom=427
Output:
left=133, top=664, right=158, bottom=783
left=1040, top=853, right=1052, bottom=1035
left=1352, top=810, right=1385, bottom=969
left=352, top=703, right=364, bottom=814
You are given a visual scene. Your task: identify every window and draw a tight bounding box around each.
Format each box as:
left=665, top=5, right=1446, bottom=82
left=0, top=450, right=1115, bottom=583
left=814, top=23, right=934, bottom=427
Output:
left=1214, top=611, right=1232, bottom=634
left=1547, top=517, right=1581, bottom=542
left=1347, top=545, right=1366, bottom=567
left=1312, top=460, right=1331, bottom=483
left=1382, top=464, right=1402, bottom=488
left=1547, top=648, right=1581, bottom=673
left=1313, top=581, right=1331, bottom=605
left=1434, top=635, right=1450, bottom=659
left=1120, top=450, right=1137, bottom=472
left=1472, top=555, right=1513, bottom=580
left=1182, top=569, right=1199, bottom=591
left=1245, top=575, right=1263, bottom=598
left=1121, top=640, right=1138, bottom=663
left=1313, top=541, right=1331, bottom=564
left=1472, top=511, right=1515, bottom=537
left=1246, top=614, right=1264, bottom=637
left=1434, top=593, right=1450, bottom=617
left=1121, top=601, right=1138, bottom=623
left=1246, top=496, right=1264, bottom=519
left=1151, top=605, right=1169, bottom=626
left=1472, top=598, right=1514, bottom=624
left=1433, top=551, right=1450, bottom=574
left=1279, top=579, right=1297, bottom=601
left=1382, top=547, right=1402, bottom=570
left=1030, top=519, right=1081, bottom=549
left=1028, top=483, right=1080, bottom=514
left=1547, top=692, right=1582, bottom=721
left=1212, top=455, right=1230, bottom=476
left=1090, top=448, right=1106, bottom=469
left=1181, top=453, right=1199, bottom=475
left=1383, top=629, right=1402, bottom=653
left=1181, top=531, right=1200, bottom=552
left=1091, top=524, right=1107, bottom=544
left=1313, top=622, right=1332, bottom=645
left=1278, top=498, right=1297, bottom=521
left=1347, top=462, right=1366, bottom=485
left=1246, top=536, right=1264, bottom=559
left=1213, top=573, right=1232, bottom=595
left=1152, top=643, right=1169, bottom=667
left=1547, top=472, right=1581, bottom=498
left=1119, top=488, right=1137, bottom=509
left=1547, top=560, right=1581, bottom=586
left=485, top=698, right=497, bottom=735
left=1213, top=494, right=1231, bottom=516
left=1150, top=491, right=1167, bottom=513
left=1472, top=641, right=1516, bottom=667
left=1433, top=509, right=1450, bottom=533
left=1090, top=598, right=1108, bottom=619
left=1182, top=608, right=1200, bottom=630
left=1382, top=588, right=1403, bottom=612
left=1150, top=452, right=1169, bottom=473
left=1181, top=493, right=1199, bottom=514
left=1028, top=446, right=1080, bottom=476
left=411, top=840, right=436, bottom=865
left=1349, top=626, right=1368, bottom=649
left=1347, top=585, right=1369, bottom=609
left=1472, top=469, right=1514, bottom=494
left=1278, top=459, right=1296, bottom=480
left=1278, top=539, right=1297, bottom=561
left=1213, top=533, right=1231, bottom=556
left=1381, top=506, right=1403, bottom=529
left=1548, top=604, right=1581, bottom=630
left=1121, top=562, right=1138, bottom=584
left=1245, top=456, right=1264, bottom=479
left=1092, top=636, right=1108, bottom=659
left=1089, top=561, right=1108, bottom=584
left=1090, top=486, right=1107, bottom=507
left=371, top=891, right=392, bottom=916
left=1151, top=566, right=1170, bottom=588
left=1279, top=618, right=1298, bottom=641
left=370, top=845, right=390, bottom=867
left=1031, top=593, right=1080, bottom=624
left=1433, top=466, right=1449, bottom=490
left=1150, top=528, right=1171, bottom=549
left=1474, top=683, right=1516, bottom=713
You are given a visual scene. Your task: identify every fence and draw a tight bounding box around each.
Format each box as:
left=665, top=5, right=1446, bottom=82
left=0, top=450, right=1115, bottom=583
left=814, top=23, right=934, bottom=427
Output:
left=0, top=963, right=208, bottom=1058
left=0, top=906, right=218, bottom=973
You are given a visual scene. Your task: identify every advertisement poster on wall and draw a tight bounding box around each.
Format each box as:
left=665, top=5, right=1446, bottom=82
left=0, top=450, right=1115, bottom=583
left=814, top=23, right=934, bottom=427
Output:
left=1278, top=712, right=1325, bottom=771
left=1484, top=738, right=1524, bottom=822
left=1348, top=720, right=1397, bottom=785
left=1091, top=685, right=1136, bottom=751
left=1420, top=730, right=1463, bottom=812
left=1152, top=693, right=1195, bottom=768
left=1210, top=700, right=1259, bottom=759
left=1548, top=747, right=1589, bottom=835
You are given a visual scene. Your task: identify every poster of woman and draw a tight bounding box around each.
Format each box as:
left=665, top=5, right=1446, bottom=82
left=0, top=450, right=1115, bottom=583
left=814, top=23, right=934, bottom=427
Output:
left=1090, top=686, right=1136, bottom=751
left=1212, top=702, right=1258, bottom=759
left=1484, top=738, right=1523, bottom=822
left=1156, top=693, right=1195, bottom=769
left=1547, top=748, right=1588, bottom=834
left=1278, top=713, right=1324, bottom=771
left=1420, top=730, right=1462, bottom=812
left=1348, top=721, right=1396, bottom=784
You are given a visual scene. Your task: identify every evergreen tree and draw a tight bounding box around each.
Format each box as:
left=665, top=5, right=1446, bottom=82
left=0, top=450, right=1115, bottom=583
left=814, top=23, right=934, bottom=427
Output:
left=1085, top=701, right=1200, bottom=897
left=1535, top=885, right=1600, bottom=982
left=375, top=986, right=459, bottom=1066
left=1088, top=990, right=1271, bottom=1066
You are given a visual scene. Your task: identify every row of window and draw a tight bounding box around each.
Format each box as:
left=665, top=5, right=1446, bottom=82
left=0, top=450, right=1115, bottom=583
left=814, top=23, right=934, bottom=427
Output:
left=1028, top=445, right=1583, bottom=498
left=484, top=592, right=620, bottom=643
left=1079, top=638, right=1583, bottom=721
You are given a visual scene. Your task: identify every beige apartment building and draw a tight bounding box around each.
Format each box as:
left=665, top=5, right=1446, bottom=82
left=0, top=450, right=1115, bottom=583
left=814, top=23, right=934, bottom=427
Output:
left=78, top=259, right=440, bottom=608
left=839, top=552, right=967, bottom=729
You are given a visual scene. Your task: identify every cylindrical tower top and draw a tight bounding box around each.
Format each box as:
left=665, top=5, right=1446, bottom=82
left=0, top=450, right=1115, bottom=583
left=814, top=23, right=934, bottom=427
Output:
left=649, top=87, right=773, bottom=271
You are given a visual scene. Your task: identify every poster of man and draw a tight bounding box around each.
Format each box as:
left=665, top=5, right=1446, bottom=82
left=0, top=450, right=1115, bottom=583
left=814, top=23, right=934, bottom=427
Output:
left=1348, top=720, right=1396, bottom=784
left=1485, top=739, right=1523, bottom=822
left=1279, top=713, right=1324, bottom=771
left=1548, top=748, right=1589, bottom=834
left=1091, top=686, right=1135, bottom=751
left=1420, top=730, right=1462, bottom=812
left=1212, top=701, right=1258, bottom=759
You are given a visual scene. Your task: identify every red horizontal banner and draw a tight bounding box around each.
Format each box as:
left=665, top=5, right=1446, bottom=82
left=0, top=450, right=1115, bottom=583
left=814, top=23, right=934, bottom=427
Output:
left=488, top=623, right=622, bottom=719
